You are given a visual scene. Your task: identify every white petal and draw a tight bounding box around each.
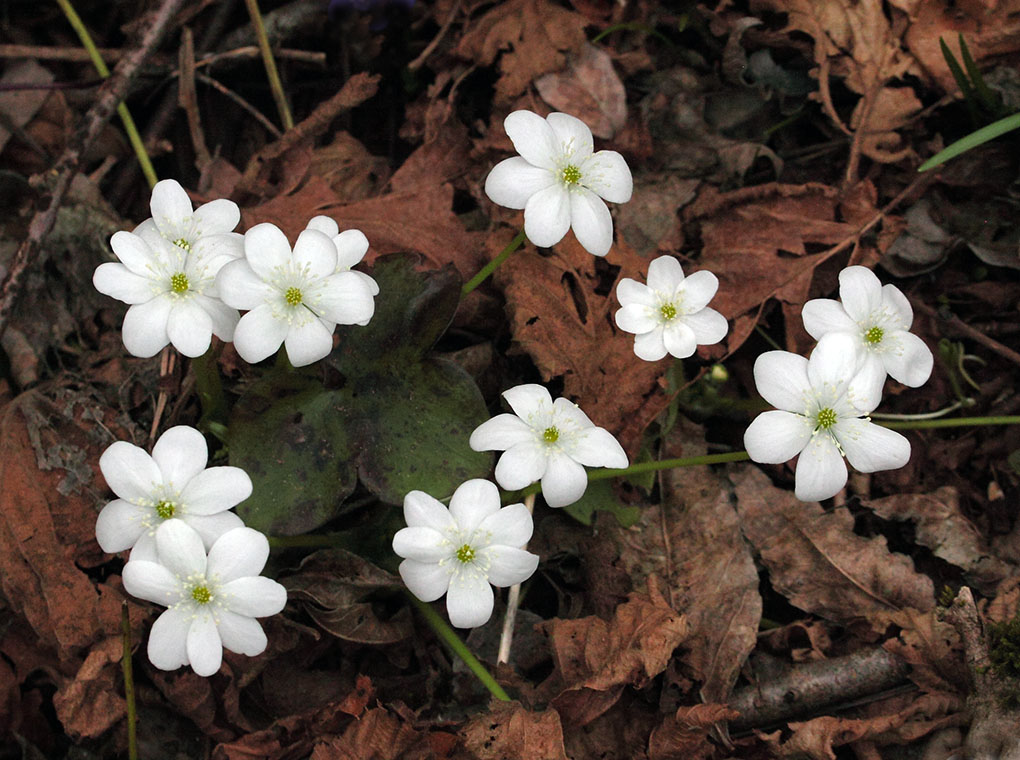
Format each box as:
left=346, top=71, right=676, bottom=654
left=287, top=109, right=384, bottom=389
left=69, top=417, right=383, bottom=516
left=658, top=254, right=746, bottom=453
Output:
left=192, top=198, right=240, bottom=235
left=93, top=263, right=154, bottom=304
left=152, top=426, right=208, bottom=487
left=191, top=294, right=239, bottom=342
left=677, top=270, right=718, bottom=313
left=846, top=353, right=886, bottom=414
left=744, top=410, right=812, bottom=464
left=479, top=546, right=539, bottom=587
left=663, top=320, right=697, bottom=358
left=445, top=569, right=494, bottom=628
left=754, top=352, right=807, bottom=412
left=393, top=526, right=449, bottom=563
left=95, top=499, right=148, bottom=553
left=808, top=333, right=861, bottom=394
left=121, top=298, right=172, bottom=358
left=185, top=511, right=245, bottom=549
left=150, top=180, right=194, bottom=240
left=494, top=443, right=548, bottom=491
left=110, top=230, right=160, bottom=276
left=449, top=479, right=501, bottom=535
left=502, top=384, right=552, bottom=419
left=167, top=300, right=213, bottom=357
left=283, top=318, right=333, bottom=367
left=579, top=150, right=632, bottom=203
left=504, top=110, right=560, bottom=169
left=122, top=560, right=181, bottom=606
left=835, top=419, right=911, bottom=473
left=128, top=531, right=159, bottom=563
left=547, top=112, right=594, bottom=164
left=154, top=519, right=208, bottom=578
left=470, top=414, right=534, bottom=451
left=352, top=270, right=380, bottom=297
left=801, top=298, right=856, bottom=341
left=646, top=256, right=685, bottom=293
left=244, top=223, right=292, bottom=281
left=633, top=329, right=668, bottom=361
left=474, top=502, right=534, bottom=548
left=524, top=185, right=571, bottom=248
left=569, top=188, right=613, bottom=257
left=569, top=428, right=628, bottom=468
left=838, top=266, right=882, bottom=322
left=217, top=611, right=267, bottom=656
left=403, top=491, right=456, bottom=532
left=399, top=559, right=451, bottom=602
left=306, top=215, right=339, bottom=237
left=484, top=157, right=557, bottom=209
left=232, top=305, right=289, bottom=363
left=880, top=284, right=913, bottom=329
left=614, top=304, right=657, bottom=334
left=191, top=234, right=244, bottom=272
left=315, top=271, right=374, bottom=325
left=181, top=467, right=252, bottom=515
left=100, top=441, right=161, bottom=502
left=293, top=229, right=337, bottom=279
left=147, top=608, right=191, bottom=670
left=220, top=577, right=287, bottom=617
left=207, top=527, right=269, bottom=582
left=794, top=435, right=848, bottom=502
left=334, top=229, right=369, bottom=268
left=187, top=614, right=223, bottom=677
left=551, top=397, right=595, bottom=429
left=683, top=308, right=729, bottom=345
left=882, top=331, right=933, bottom=388
left=216, top=260, right=274, bottom=311
left=541, top=452, right=588, bottom=507
left=616, top=278, right=655, bottom=308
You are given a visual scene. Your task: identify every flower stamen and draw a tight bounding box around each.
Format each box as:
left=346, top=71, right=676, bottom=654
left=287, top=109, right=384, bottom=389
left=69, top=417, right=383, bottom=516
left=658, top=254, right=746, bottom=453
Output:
left=816, top=407, right=838, bottom=430
left=542, top=426, right=560, bottom=444
left=284, top=286, right=303, bottom=306
left=172, top=237, right=191, bottom=252
left=561, top=165, right=582, bottom=185
left=864, top=325, right=884, bottom=344
left=169, top=272, right=189, bottom=294
left=455, top=544, right=476, bottom=564
left=155, top=500, right=176, bottom=519
left=191, top=585, right=212, bottom=604
left=659, top=303, right=677, bottom=321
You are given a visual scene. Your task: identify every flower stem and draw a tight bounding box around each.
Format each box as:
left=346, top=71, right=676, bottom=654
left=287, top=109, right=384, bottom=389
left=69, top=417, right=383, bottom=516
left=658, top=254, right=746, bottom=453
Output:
left=243, top=0, right=294, bottom=131
left=54, top=0, right=157, bottom=188
left=462, top=229, right=527, bottom=296
left=120, top=602, right=138, bottom=760
left=191, top=347, right=228, bottom=429
left=878, top=415, right=1020, bottom=430
left=497, top=493, right=534, bottom=665
left=406, top=592, right=510, bottom=702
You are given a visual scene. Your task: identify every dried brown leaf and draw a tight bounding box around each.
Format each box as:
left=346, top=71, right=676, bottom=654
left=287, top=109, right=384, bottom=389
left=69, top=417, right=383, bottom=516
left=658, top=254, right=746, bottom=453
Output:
left=310, top=707, right=422, bottom=760
left=460, top=700, right=569, bottom=760
left=733, top=467, right=934, bottom=630
left=648, top=704, right=740, bottom=760
left=51, top=637, right=124, bottom=740
left=535, top=42, right=627, bottom=138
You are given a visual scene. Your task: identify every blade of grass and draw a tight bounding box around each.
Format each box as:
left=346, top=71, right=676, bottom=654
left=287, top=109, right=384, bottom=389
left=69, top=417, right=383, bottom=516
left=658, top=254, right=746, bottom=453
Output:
left=958, top=34, right=1000, bottom=116
left=918, top=110, right=1020, bottom=171
left=940, top=36, right=979, bottom=127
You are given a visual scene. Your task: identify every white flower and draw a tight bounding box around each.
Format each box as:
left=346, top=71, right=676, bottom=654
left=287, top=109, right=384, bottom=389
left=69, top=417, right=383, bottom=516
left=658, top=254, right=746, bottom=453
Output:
left=484, top=110, right=633, bottom=257
left=393, top=480, right=539, bottom=628
left=122, top=520, right=287, bottom=676
left=469, top=384, right=628, bottom=507
left=93, top=230, right=241, bottom=358
left=743, top=333, right=911, bottom=502
left=133, top=179, right=244, bottom=258
left=614, top=255, right=729, bottom=361
left=216, top=223, right=376, bottom=366
left=802, top=266, right=933, bottom=407
left=96, top=426, right=248, bottom=561
left=304, top=216, right=380, bottom=299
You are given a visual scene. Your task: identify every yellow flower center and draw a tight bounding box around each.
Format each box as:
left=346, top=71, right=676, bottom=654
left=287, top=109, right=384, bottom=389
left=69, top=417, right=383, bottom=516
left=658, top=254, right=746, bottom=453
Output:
left=285, top=286, right=303, bottom=306
left=543, top=426, right=559, bottom=443
left=864, top=326, right=884, bottom=344
left=155, top=500, right=175, bottom=519
left=660, top=303, right=677, bottom=321
left=455, top=544, right=476, bottom=563
left=170, top=272, right=189, bottom=294
left=816, top=407, right=838, bottom=430
left=562, top=165, right=582, bottom=185
left=191, top=586, right=212, bottom=604
left=173, top=237, right=191, bottom=252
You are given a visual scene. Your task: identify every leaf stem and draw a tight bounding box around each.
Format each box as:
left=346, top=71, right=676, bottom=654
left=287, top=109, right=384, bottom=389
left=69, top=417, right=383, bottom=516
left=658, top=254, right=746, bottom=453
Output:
left=120, top=602, right=138, bottom=760
left=462, top=229, right=527, bottom=296
left=53, top=0, right=158, bottom=188
left=877, top=415, right=1020, bottom=430
left=243, top=0, right=294, bottom=131
left=406, top=592, right=510, bottom=702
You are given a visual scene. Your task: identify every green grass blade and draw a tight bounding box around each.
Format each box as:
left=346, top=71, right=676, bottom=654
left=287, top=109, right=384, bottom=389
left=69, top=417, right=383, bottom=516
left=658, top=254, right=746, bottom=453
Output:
left=918, top=110, right=1020, bottom=171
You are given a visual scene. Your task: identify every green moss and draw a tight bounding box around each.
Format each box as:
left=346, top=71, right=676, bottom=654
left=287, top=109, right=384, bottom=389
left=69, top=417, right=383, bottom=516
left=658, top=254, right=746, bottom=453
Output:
left=988, top=612, right=1020, bottom=708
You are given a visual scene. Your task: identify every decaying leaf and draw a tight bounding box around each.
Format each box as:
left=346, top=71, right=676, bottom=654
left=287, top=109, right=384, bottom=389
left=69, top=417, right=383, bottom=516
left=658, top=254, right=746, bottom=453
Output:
left=648, top=704, right=740, bottom=760
left=535, top=42, right=628, bottom=138
left=460, top=700, right=569, bottom=760
left=309, top=707, right=423, bottom=760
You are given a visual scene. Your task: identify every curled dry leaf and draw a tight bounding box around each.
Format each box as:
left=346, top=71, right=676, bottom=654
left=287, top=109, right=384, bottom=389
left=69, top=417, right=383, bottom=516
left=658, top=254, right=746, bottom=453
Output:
left=309, top=707, right=423, bottom=760
left=648, top=704, right=741, bottom=760
left=460, top=700, right=569, bottom=760
left=535, top=42, right=628, bottom=139
left=51, top=637, right=125, bottom=740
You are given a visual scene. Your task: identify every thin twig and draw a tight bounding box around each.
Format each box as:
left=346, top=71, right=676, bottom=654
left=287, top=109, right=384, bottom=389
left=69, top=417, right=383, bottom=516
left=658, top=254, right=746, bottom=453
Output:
left=911, top=298, right=1020, bottom=369
left=195, top=72, right=282, bottom=138
left=178, top=27, right=212, bottom=169
left=497, top=493, right=535, bottom=665
left=0, top=0, right=187, bottom=341
left=243, top=0, right=294, bottom=131
left=408, top=0, right=462, bottom=71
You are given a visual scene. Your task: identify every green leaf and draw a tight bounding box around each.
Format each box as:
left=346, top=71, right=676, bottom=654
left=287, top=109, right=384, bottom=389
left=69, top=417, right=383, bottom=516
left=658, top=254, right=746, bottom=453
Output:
left=562, top=479, right=641, bottom=527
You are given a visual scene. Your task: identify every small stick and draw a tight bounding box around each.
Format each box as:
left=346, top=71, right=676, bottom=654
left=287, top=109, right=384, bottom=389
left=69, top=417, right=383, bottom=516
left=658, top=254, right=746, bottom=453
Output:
left=120, top=602, right=138, bottom=760
left=243, top=0, right=294, bottom=131
left=497, top=492, right=536, bottom=665
left=912, top=298, right=1020, bottom=369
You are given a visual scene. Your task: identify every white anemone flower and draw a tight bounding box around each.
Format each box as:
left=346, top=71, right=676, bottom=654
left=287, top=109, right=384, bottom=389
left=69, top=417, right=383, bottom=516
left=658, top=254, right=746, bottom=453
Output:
left=93, top=230, right=240, bottom=358
left=133, top=178, right=244, bottom=259
left=469, top=384, right=628, bottom=507
left=801, top=266, right=933, bottom=407
left=743, top=333, right=911, bottom=502
left=122, top=520, right=287, bottom=676
left=393, top=480, right=539, bottom=628
left=216, top=223, right=376, bottom=367
left=614, top=255, right=729, bottom=361
left=304, top=215, right=380, bottom=300
left=95, top=426, right=248, bottom=561
left=484, top=110, right=633, bottom=257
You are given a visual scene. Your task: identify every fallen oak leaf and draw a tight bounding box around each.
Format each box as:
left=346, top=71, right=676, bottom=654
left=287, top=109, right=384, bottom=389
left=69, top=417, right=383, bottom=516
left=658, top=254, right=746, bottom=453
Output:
left=535, top=42, right=628, bottom=139
left=460, top=700, right=569, bottom=760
